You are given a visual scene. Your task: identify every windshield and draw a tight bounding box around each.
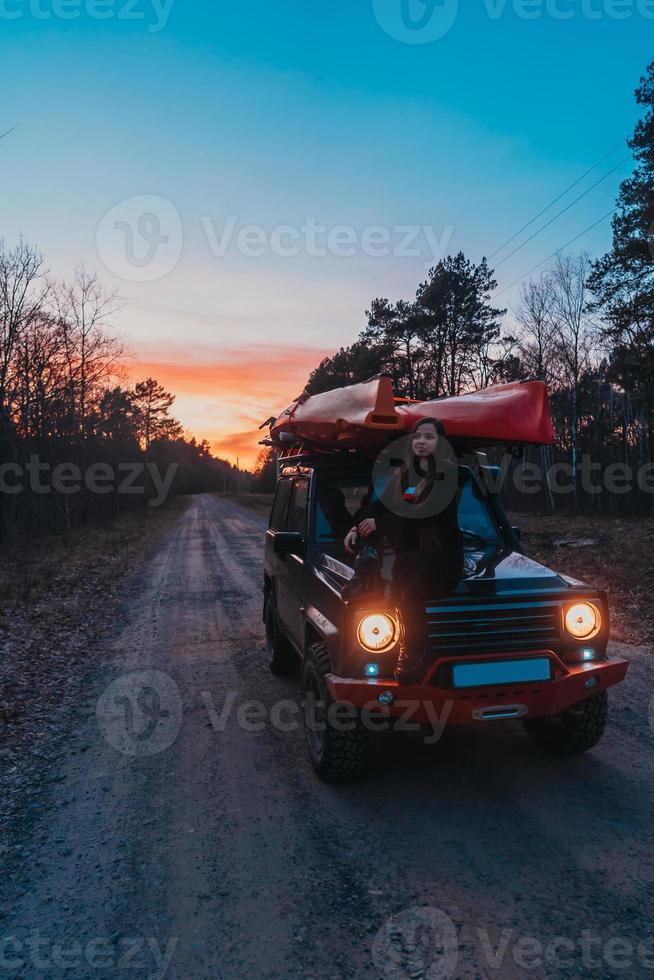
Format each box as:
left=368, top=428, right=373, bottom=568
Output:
left=314, top=472, right=503, bottom=548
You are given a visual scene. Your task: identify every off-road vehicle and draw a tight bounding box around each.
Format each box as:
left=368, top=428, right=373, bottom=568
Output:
left=263, top=446, right=628, bottom=782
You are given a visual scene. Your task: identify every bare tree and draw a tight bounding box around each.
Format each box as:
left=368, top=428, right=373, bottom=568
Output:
left=55, top=265, right=123, bottom=436
left=513, top=274, right=557, bottom=383
left=548, top=253, right=599, bottom=498
left=0, top=238, right=49, bottom=416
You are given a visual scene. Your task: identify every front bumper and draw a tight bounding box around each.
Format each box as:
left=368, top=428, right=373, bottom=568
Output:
left=326, top=651, right=629, bottom=726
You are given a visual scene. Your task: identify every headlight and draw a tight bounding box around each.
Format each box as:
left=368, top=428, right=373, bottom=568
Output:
left=565, top=602, right=601, bottom=640
left=357, top=614, right=398, bottom=653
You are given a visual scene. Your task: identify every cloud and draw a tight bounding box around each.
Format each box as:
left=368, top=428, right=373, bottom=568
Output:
left=130, top=341, right=326, bottom=399
left=128, top=341, right=331, bottom=467
left=210, top=429, right=269, bottom=464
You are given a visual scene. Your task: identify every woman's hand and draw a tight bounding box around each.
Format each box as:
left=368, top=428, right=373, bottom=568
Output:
left=358, top=518, right=377, bottom=539
left=344, top=529, right=359, bottom=554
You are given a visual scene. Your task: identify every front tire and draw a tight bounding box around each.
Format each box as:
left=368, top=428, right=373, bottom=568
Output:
left=265, top=598, right=299, bottom=676
left=302, top=642, right=370, bottom=782
left=524, top=691, right=608, bottom=755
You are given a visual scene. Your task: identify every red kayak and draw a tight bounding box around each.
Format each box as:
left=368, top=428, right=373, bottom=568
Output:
left=267, top=377, right=554, bottom=450
left=396, top=380, right=555, bottom=447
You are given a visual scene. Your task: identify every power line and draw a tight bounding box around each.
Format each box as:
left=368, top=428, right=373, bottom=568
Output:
left=494, top=155, right=629, bottom=270
left=493, top=207, right=616, bottom=299
left=0, top=123, right=19, bottom=143
left=488, top=137, right=627, bottom=261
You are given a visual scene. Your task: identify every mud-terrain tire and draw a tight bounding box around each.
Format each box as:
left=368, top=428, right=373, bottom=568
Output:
left=265, top=598, right=300, bottom=676
left=524, top=691, right=608, bottom=755
left=302, top=642, right=370, bottom=782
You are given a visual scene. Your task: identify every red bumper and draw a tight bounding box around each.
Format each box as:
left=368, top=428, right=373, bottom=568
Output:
left=325, top=652, right=629, bottom=726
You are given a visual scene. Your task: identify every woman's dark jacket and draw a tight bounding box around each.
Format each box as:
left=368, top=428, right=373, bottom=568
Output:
left=360, top=459, right=464, bottom=589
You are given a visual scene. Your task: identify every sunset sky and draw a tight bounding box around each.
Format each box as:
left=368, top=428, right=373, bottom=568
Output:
left=2, top=2, right=651, bottom=466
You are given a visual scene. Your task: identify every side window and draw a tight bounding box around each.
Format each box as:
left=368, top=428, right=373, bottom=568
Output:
left=269, top=479, right=292, bottom=531
left=288, top=479, right=309, bottom=539
left=316, top=481, right=371, bottom=541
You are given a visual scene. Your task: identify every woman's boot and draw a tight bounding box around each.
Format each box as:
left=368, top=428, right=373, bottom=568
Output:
left=341, top=544, right=383, bottom=601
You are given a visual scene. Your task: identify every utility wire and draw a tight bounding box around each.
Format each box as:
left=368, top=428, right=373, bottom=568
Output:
left=493, top=155, right=629, bottom=270
left=0, top=124, right=19, bottom=144
left=488, top=137, right=627, bottom=261
left=493, top=207, right=617, bottom=299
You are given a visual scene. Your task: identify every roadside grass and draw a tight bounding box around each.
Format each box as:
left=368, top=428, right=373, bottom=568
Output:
left=218, top=492, right=273, bottom=518
left=1, top=497, right=189, bottom=609
left=0, top=498, right=190, bottom=835
left=509, top=512, right=654, bottom=646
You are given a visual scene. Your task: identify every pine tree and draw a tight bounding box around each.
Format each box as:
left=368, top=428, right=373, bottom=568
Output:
left=132, top=377, right=177, bottom=450
left=589, top=59, right=654, bottom=457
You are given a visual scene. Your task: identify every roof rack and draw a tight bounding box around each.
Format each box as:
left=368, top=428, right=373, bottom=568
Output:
left=272, top=442, right=371, bottom=475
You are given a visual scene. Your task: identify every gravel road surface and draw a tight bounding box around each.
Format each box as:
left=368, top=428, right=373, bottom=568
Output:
left=2, top=494, right=653, bottom=979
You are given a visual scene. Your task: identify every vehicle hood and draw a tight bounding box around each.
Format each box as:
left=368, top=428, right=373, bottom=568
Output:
left=459, top=547, right=575, bottom=596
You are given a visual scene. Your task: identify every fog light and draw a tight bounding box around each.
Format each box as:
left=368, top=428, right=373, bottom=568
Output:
left=582, top=648, right=595, bottom=661
left=365, top=663, right=379, bottom=677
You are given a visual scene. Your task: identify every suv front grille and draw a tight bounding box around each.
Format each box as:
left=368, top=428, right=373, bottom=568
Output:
left=425, top=599, right=561, bottom=655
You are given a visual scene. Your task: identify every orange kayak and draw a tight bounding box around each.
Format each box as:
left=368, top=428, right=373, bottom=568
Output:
left=268, top=377, right=554, bottom=450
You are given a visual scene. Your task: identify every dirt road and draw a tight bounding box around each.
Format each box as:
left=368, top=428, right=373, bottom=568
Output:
left=2, top=494, right=654, bottom=979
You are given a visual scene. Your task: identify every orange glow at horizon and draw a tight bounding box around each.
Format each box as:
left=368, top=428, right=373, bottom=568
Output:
left=128, top=342, right=331, bottom=469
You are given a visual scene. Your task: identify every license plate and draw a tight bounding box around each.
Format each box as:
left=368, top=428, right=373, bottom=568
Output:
left=452, top=657, right=552, bottom=689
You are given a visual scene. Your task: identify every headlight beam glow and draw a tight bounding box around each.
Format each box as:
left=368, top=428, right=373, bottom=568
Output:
left=357, top=614, right=397, bottom=653
left=565, top=602, right=601, bottom=641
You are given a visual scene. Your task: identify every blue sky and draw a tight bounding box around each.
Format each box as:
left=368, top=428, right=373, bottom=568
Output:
left=1, top=0, right=650, bottom=462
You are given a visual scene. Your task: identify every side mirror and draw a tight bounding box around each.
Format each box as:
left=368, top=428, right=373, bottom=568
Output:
left=512, top=526, right=522, bottom=542
left=273, top=532, right=304, bottom=557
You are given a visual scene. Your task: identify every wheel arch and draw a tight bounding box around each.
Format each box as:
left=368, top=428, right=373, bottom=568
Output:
left=305, top=607, right=340, bottom=672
